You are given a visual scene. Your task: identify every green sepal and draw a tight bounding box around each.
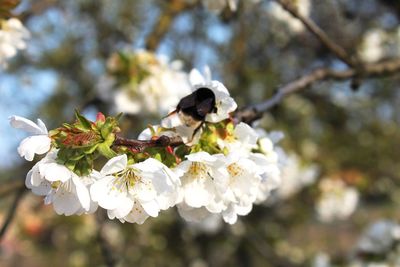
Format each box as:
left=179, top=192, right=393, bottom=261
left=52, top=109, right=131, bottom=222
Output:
left=74, top=110, right=92, bottom=131
left=97, top=143, right=117, bottom=159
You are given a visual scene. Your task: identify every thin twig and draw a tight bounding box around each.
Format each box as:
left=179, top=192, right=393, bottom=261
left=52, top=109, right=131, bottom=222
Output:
left=0, top=186, right=26, bottom=242
left=112, top=58, right=400, bottom=147
left=275, top=0, right=357, bottom=68
left=145, top=0, right=198, bottom=51
left=235, top=58, right=400, bottom=123
left=113, top=135, right=184, bottom=151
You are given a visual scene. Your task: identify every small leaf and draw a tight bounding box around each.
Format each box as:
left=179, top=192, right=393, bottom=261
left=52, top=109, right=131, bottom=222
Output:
left=75, top=110, right=92, bottom=131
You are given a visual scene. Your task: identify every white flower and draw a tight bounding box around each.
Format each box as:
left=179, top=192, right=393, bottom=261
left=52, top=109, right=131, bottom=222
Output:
left=219, top=151, right=264, bottom=224
left=189, top=67, right=237, bottom=123
left=25, top=151, right=96, bottom=216
left=357, top=220, right=400, bottom=254
left=275, top=149, right=318, bottom=200
left=107, top=50, right=192, bottom=116
left=359, top=28, right=386, bottom=63
left=175, top=152, right=228, bottom=221
left=217, top=124, right=281, bottom=204
left=217, top=122, right=258, bottom=154
left=255, top=129, right=318, bottom=201
left=9, top=115, right=51, bottom=161
left=0, top=18, right=30, bottom=68
left=316, top=178, right=359, bottom=222
left=267, top=0, right=311, bottom=33
left=90, top=155, right=180, bottom=224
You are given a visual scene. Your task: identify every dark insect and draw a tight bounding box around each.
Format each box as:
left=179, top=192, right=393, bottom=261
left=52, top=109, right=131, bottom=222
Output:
left=166, top=87, right=217, bottom=142
left=177, top=87, right=217, bottom=123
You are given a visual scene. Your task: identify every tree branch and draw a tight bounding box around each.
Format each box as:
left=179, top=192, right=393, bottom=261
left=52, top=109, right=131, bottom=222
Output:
left=113, top=135, right=184, bottom=151
left=145, top=0, right=198, bottom=51
left=275, top=0, right=357, bottom=68
left=113, top=58, right=400, bottom=146
left=0, top=186, right=26, bottom=241
left=235, top=58, right=400, bottom=124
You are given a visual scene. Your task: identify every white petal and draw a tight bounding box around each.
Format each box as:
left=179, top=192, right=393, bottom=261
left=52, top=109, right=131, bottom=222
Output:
left=9, top=115, right=47, bottom=135
left=107, top=197, right=134, bottom=219
left=134, top=158, right=163, bottom=173
left=234, top=122, right=258, bottom=146
left=17, top=135, right=51, bottom=161
left=39, top=162, right=72, bottom=182
left=31, top=182, right=52, bottom=196
left=72, top=176, right=90, bottom=211
left=189, top=69, right=206, bottom=86
left=90, top=176, right=126, bottom=210
left=52, top=189, right=81, bottom=216
left=123, top=202, right=149, bottom=224
left=222, top=206, right=238, bottom=224
left=100, top=154, right=127, bottom=175
left=140, top=200, right=160, bottom=217
left=186, top=151, right=217, bottom=163
left=184, top=181, right=210, bottom=208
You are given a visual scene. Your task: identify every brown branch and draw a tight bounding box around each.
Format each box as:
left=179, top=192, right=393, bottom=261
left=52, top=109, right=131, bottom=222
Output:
left=113, top=135, right=184, bottom=151
left=145, top=0, right=198, bottom=51
left=113, top=58, right=400, bottom=148
left=275, top=0, right=357, bottom=68
left=0, top=186, right=26, bottom=242
left=235, top=58, right=400, bottom=124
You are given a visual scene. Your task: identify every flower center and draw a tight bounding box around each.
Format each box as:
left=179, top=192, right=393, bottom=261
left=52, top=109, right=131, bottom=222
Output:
left=227, top=163, right=243, bottom=178
left=113, top=168, right=141, bottom=191
left=51, top=180, right=73, bottom=193
left=188, top=162, right=210, bottom=179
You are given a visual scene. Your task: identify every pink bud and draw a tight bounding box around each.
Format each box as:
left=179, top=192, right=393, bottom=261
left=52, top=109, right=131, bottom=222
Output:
left=96, top=112, right=106, bottom=122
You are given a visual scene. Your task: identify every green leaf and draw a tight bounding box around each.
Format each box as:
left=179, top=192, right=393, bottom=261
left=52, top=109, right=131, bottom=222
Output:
left=74, top=109, right=92, bottom=131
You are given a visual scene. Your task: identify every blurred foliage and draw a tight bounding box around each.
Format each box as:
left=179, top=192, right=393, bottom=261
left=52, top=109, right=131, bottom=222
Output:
left=1, top=0, right=400, bottom=266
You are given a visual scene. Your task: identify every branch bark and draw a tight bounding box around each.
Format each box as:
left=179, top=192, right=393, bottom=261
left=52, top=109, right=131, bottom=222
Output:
left=235, top=58, right=400, bottom=124
left=275, top=0, right=357, bottom=68
left=0, top=186, right=26, bottom=242
left=113, top=135, right=184, bottom=151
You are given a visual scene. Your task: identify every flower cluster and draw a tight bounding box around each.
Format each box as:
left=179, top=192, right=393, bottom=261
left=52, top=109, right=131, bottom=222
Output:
left=11, top=68, right=282, bottom=225
left=98, top=50, right=191, bottom=117
left=0, top=17, right=30, bottom=68
left=315, top=177, right=359, bottom=223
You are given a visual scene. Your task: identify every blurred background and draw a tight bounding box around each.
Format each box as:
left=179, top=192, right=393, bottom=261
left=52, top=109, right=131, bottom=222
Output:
left=1, top=0, right=400, bottom=266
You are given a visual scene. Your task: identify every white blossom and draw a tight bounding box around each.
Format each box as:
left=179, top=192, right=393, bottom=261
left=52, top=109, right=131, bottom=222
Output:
left=220, top=151, right=264, bottom=224
left=256, top=129, right=318, bottom=201
left=9, top=115, right=51, bottom=161
left=267, top=0, right=311, bottom=33
left=359, top=29, right=386, bottom=63
left=357, top=220, right=400, bottom=254
left=175, top=152, right=228, bottom=221
left=316, top=178, right=359, bottom=222
left=218, top=124, right=281, bottom=204
left=0, top=18, right=30, bottom=68
left=90, top=155, right=180, bottom=224
left=25, top=151, right=96, bottom=216
left=104, top=50, right=192, bottom=116
left=275, top=149, right=318, bottom=200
